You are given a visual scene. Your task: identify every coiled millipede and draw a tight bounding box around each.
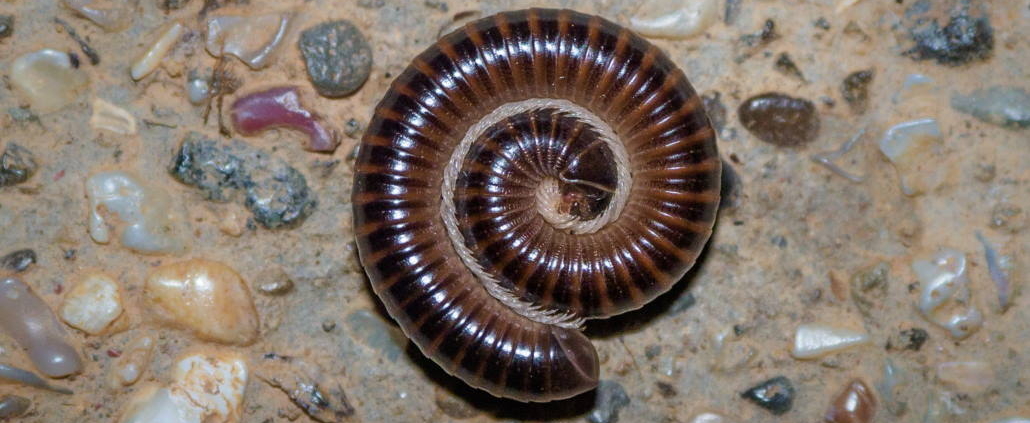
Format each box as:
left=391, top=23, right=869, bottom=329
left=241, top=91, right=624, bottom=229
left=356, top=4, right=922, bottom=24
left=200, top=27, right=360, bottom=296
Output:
left=352, top=8, right=720, bottom=402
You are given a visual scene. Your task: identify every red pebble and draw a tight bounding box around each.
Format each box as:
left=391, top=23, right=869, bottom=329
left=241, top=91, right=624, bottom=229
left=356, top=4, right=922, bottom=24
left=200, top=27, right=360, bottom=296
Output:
left=231, top=86, right=340, bottom=153
left=106, top=349, right=122, bottom=358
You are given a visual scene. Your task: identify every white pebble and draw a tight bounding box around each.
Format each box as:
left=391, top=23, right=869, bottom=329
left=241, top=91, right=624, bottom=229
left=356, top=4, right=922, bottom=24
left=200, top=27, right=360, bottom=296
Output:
left=690, top=412, right=737, bottom=423
left=879, top=118, right=945, bottom=196
left=10, top=49, right=89, bottom=113
left=86, top=171, right=189, bottom=255
left=936, top=361, right=993, bottom=393
left=186, top=73, right=211, bottom=105
left=62, top=0, right=136, bottom=31
left=629, top=0, right=720, bottom=39
left=90, top=99, right=137, bottom=135
left=144, top=259, right=259, bottom=345
left=913, top=249, right=984, bottom=339
left=120, top=352, right=246, bottom=423
left=131, top=22, right=184, bottom=81
left=791, top=323, right=870, bottom=359
left=59, top=272, right=123, bottom=335
left=205, top=13, right=294, bottom=69
left=893, top=73, right=933, bottom=104
left=112, top=335, right=155, bottom=386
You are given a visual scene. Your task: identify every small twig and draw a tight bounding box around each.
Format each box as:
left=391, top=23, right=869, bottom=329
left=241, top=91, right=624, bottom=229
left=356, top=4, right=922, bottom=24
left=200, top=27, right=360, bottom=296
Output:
left=617, top=337, right=643, bottom=377
left=811, top=127, right=867, bottom=182
left=54, top=18, right=100, bottom=65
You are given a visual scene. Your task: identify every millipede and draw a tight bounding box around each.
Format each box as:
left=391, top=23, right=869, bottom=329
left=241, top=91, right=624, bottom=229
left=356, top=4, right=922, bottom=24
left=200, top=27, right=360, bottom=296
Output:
left=352, top=8, right=721, bottom=402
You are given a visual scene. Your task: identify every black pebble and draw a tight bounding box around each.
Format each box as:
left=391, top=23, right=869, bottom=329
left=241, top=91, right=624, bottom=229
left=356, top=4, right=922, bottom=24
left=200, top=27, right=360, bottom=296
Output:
left=0, top=143, right=38, bottom=187
left=738, top=93, right=820, bottom=147
left=741, top=376, right=795, bottom=415
left=904, top=2, right=993, bottom=66
left=0, top=15, right=13, bottom=39
left=1, top=249, right=36, bottom=273
left=841, top=69, right=874, bottom=113
left=899, top=328, right=929, bottom=351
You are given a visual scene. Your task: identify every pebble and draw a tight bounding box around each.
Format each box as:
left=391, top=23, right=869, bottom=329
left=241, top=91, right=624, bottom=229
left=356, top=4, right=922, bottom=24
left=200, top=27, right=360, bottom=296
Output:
left=894, top=73, right=933, bottom=104
left=841, top=69, right=874, bottom=114
left=951, top=86, right=1030, bottom=129
left=0, top=277, right=83, bottom=377
left=186, top=70, right=212, bottom=105
left=111, top=335, right=155, bottom=386
left=299, top=20, right=373, bottom=98
left=158, top=0, right=191, bottom=10
left=62, top=0, right=135, bottom=31
left=738, top=93, right=820, bottom=147
left=59, top=272, right=123, bottom=335
left=791, top=323, right=870, bottom=359
left=10, top=49, right=89, bottom=113
left=587, top=380, right=630, bottom=423
left=878, top=118, right=945, bottom=196
left=976, top=232, right=1015, bottom=311
left=991, top=419, right=1030, bottom=423
left=0, top=143, right=38, bottom=187
left=169, top=133, right=317, bottom=229
left=256, top=354, right=355, bottom=422
left=903, top=1, right=993, bottom=66
left=0, top=15, right=12, bottom=39
left=0, top=395, right=30, bottom=419
left=120, top=352, right=248, bottom=423
left=131, top=21, right=184, bottom=81
left=231, top=86, right=340, bottom=152
left=345, top=309, right=405, bottom=362
left=913, top=249, right=983, bottom=339
left=876, top=359, right=906, bottom=416
left=0, top=363, right=73, bottom=394
left=206, top=12, right=294, bottom=69
left=711, top=329, right=755, bottom=372
left=773, top=53, right=805, bottom=82
left=850, top=262, right=888, bottom=317
left=144, top=259, right=259, bottom=345
left=689, top=412, right=737, bottom=423
left=90, top=99, right=137, bottom=135
left=1, top=249, right=36, bottom=272
left=86, top=171, right=189, bottom=255
left=628, top=0, right=720, bottom=39
left=718, top=161, right=742, bottom=210
left=824, top=379, right=876, bottom=423
left=255, top=266, right=294, bottom=295
left=936, top=361, right=993, bottom=393
left=893, top=327, right=929, bottom=351
left=741, top=376, right=795, bottom=415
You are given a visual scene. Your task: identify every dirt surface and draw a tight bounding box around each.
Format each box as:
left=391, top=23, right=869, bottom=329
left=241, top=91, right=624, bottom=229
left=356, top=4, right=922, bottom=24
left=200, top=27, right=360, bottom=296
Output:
left=0, top=0, right=1027, bottom=422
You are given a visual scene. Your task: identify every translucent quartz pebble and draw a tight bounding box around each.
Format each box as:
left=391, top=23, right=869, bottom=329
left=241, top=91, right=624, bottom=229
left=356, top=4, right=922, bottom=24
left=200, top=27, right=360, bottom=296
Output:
left=0, top=277, right=82, bottom=377
left=0, top=395, right=30, bottom=419
left=791, top=323, right=870, bottom=359
left=10, top=49, right=89, bottom=113
left=952, top=86, right=1030, bottom=129
left=59, top=272, right=123, bottom=335
left=144, top=259, right=259, bottom=345
left=689, top=412, right=738, bottom=423
left=913, top=249, right=983, bottom=339
left=186, top=71, right=211, bottom=105
left=131, top=22, right=184, bottom=81
left=879, top=118, right=944, bottom=196
left=86, top=171, right=188, bottom=255
left=206, top=13, right=293, bottom=69
left=936, top=361, right=993, bottom=393
left=90, top=99, right=137, bottom=135
left=629, top=0, right=720, bottom=39
left=120, top=352, right=247, bottom=423
left=62, top=0, right=137, bottom=31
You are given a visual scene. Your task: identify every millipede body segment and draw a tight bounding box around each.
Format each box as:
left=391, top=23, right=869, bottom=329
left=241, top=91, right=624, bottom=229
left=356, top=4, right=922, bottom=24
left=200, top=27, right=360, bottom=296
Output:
left=352, top=8, right=720, bottom=402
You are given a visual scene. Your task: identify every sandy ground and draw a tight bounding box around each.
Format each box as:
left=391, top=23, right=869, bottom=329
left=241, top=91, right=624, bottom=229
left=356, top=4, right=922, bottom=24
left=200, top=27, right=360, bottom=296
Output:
left=0, top=0, right=1028, bottom=422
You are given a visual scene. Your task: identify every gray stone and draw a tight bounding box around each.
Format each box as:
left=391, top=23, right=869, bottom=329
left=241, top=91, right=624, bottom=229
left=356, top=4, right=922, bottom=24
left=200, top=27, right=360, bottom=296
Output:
left=169, top=133, right=316, bottom=229
left=0, top=143, right=37, bottom=187
left=951, top=86, right=1030, bottom=129
left=587, top=380, right=630, bottom=423
left=299, top=20, right=373, bottom=98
